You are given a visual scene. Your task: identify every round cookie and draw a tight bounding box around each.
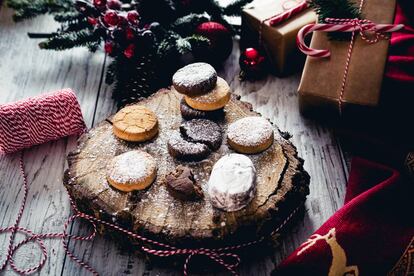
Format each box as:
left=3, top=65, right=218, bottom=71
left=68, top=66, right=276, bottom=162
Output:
left=184, top=77, right=231, bottom=111
left=106, top=150, right=157, bottom=192
left=172, top=62, right=217, bottom=96
left=227, top=116, right=274, bottom=154
left=167, top=130, right=211, bottom=161
left=180, top=99, right=224, bottom=120
left=112, top=105, right=158, bottom=142
left=180, top=119, right=222, bottom=150
left=207, top=154, right=256, bottom=212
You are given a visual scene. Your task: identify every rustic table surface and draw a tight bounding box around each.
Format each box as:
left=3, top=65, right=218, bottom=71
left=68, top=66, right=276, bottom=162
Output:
left=0, top=5, right=349, bottom=276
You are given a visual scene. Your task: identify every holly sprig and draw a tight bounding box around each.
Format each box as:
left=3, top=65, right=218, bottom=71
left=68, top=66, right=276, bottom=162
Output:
left=6, top=0, right=252, bottom=107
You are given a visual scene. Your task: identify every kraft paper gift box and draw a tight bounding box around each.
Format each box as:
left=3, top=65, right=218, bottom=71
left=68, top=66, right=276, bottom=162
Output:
left=298, top=0, right=397, bottom=116
left=241, top=0, right=316, bottom=75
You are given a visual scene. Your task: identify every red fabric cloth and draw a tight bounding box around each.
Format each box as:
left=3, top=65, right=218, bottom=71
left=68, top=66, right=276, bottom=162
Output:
left=384, top=0, right=414, bottom=85
left=275, top=157, right=414, bottom=275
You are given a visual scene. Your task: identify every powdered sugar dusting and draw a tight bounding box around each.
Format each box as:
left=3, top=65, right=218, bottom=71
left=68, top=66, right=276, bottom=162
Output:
left=172, top=63, right=217, bottom=93
left=227, top=116, right=274, bottom=147
left=207, top=154, right=256, bottom=212
left=107, top=150, right=156, bottom=184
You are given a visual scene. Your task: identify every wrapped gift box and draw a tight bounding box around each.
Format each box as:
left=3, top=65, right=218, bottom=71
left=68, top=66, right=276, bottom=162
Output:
left=298, top=0, right=397, bottom=116
left=241, top=0, right=316, bottom=75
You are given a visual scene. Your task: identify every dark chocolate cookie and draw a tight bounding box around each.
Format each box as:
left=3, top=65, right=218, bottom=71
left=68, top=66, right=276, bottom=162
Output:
left=165, top=165, right=203, bottom=201
left=180, top=99, right=224, bottom=121
left=180, top=119, right=222, bottom=150
left=172, top=63, right=217, bottom=96
left=167, top=130, right=211, bottom=161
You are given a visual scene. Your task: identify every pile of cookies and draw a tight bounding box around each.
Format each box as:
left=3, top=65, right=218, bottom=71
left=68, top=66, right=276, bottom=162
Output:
left=106, top=62, right=276, bottom=213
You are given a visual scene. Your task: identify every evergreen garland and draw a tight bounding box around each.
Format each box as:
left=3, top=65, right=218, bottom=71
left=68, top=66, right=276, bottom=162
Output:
left=308, top=0, right=362, bottom=40
left=6, top=0, right=252, bottom=107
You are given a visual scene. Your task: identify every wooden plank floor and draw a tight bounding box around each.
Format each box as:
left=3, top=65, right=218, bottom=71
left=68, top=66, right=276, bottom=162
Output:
left=0, top=6, right=349, bottom=276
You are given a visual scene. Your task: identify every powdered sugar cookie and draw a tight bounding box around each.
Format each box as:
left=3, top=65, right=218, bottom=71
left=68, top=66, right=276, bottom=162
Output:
left=167, top=130, right=211, bottom=161
left=184, top=77, right=231, bottom=111
left=106, top=150, right=157, bottom=192
left=227, top=116, right=274, bottom=154
left=172, top=62, right=217, bottom=96
left=179, top=98, right=224, bottom=120
left=207, top=153, right=256, bottom=211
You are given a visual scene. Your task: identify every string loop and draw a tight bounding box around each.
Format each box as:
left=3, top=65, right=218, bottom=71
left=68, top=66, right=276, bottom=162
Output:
left=0, top=152, right=301, bottom=275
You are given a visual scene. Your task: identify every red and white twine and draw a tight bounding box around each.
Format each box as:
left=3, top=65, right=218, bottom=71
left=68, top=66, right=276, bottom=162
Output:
left=0, top=90, right=302, bottom=275
left=0, top=152, right=302, bottom=276
left=296, top=0, right=404, bottom=113
left=0, top=89, right=86, bottom=154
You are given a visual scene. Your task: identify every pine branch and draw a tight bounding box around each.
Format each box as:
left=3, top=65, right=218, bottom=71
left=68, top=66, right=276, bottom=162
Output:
left=175, top=37, right=192, bottom=54
left=39, top=29, right=101, bottom=50
left=308, top=0, right=361, bottom=40
left=172, top=13, right=209, bottom=36
left=54, top=11, right=83, bottom=22
left=62, top=19, right=91, bottom=32
left=222, top=0, right=253, bottom=16
left=7, top=0, right=73, bottom=21
left=308, top=0, right=361, bottom=22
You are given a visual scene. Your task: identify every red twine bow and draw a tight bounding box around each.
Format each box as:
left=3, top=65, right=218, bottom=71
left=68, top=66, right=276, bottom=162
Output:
left=296, top=18, right=404, bottom=58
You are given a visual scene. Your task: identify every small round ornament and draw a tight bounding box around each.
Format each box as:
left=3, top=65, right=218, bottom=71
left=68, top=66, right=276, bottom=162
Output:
left=195, top=21, right=233, bottom=65
left=239, top=47, right=266, bottom=80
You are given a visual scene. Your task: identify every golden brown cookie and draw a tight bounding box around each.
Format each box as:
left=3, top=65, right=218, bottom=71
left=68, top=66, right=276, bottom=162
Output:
left=184, top=77, right=231, bottom=111
left=227, top=116, right=274, bottom=154
left=106, top=150, right=157, bottom=192
left=112, top=105, right=158, bottom=142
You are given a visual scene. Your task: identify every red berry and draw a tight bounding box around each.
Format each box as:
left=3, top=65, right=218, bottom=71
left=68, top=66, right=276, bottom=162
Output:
left=107, top=0, right=122, bottom=10
left=87, top=17, right=97, bottom=25
left=127, top=11, right=140, bottom=25
left=125, top=27, right=135, bottom=40
left=244, top=48, right=259, bottom=60
left=124, top=44, right=135, bottom=58
left=117, top=14, right=128, bottom=26
left=93, top=0, right=106, bottom=7
left=104, top=41, right=114, bottom=54
left=104, top=10, right=119, bottom=26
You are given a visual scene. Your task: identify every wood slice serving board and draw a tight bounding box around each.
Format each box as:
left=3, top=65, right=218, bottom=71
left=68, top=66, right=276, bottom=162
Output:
left=64, top=89, right=310, bottom=248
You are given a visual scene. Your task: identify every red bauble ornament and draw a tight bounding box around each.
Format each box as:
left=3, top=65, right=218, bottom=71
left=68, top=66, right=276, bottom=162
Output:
left=107, top=0, right=122, bottom=10
left=104, top=10, right=119, bottom=26
left=239, top=47, right=266, bottom=79
left=124, top=44, right=135, bottom=59
left=244, top=47, right=261, bottom=60
left=194, top=21, right=233, bottom=65
left=127, top=11, right=140, bottom=25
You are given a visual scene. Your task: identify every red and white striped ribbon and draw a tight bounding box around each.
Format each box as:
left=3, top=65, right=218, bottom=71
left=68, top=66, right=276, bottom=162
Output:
left=268, top=1, right=309, bottom=26
left=296, top=18, right=404, bottom=58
